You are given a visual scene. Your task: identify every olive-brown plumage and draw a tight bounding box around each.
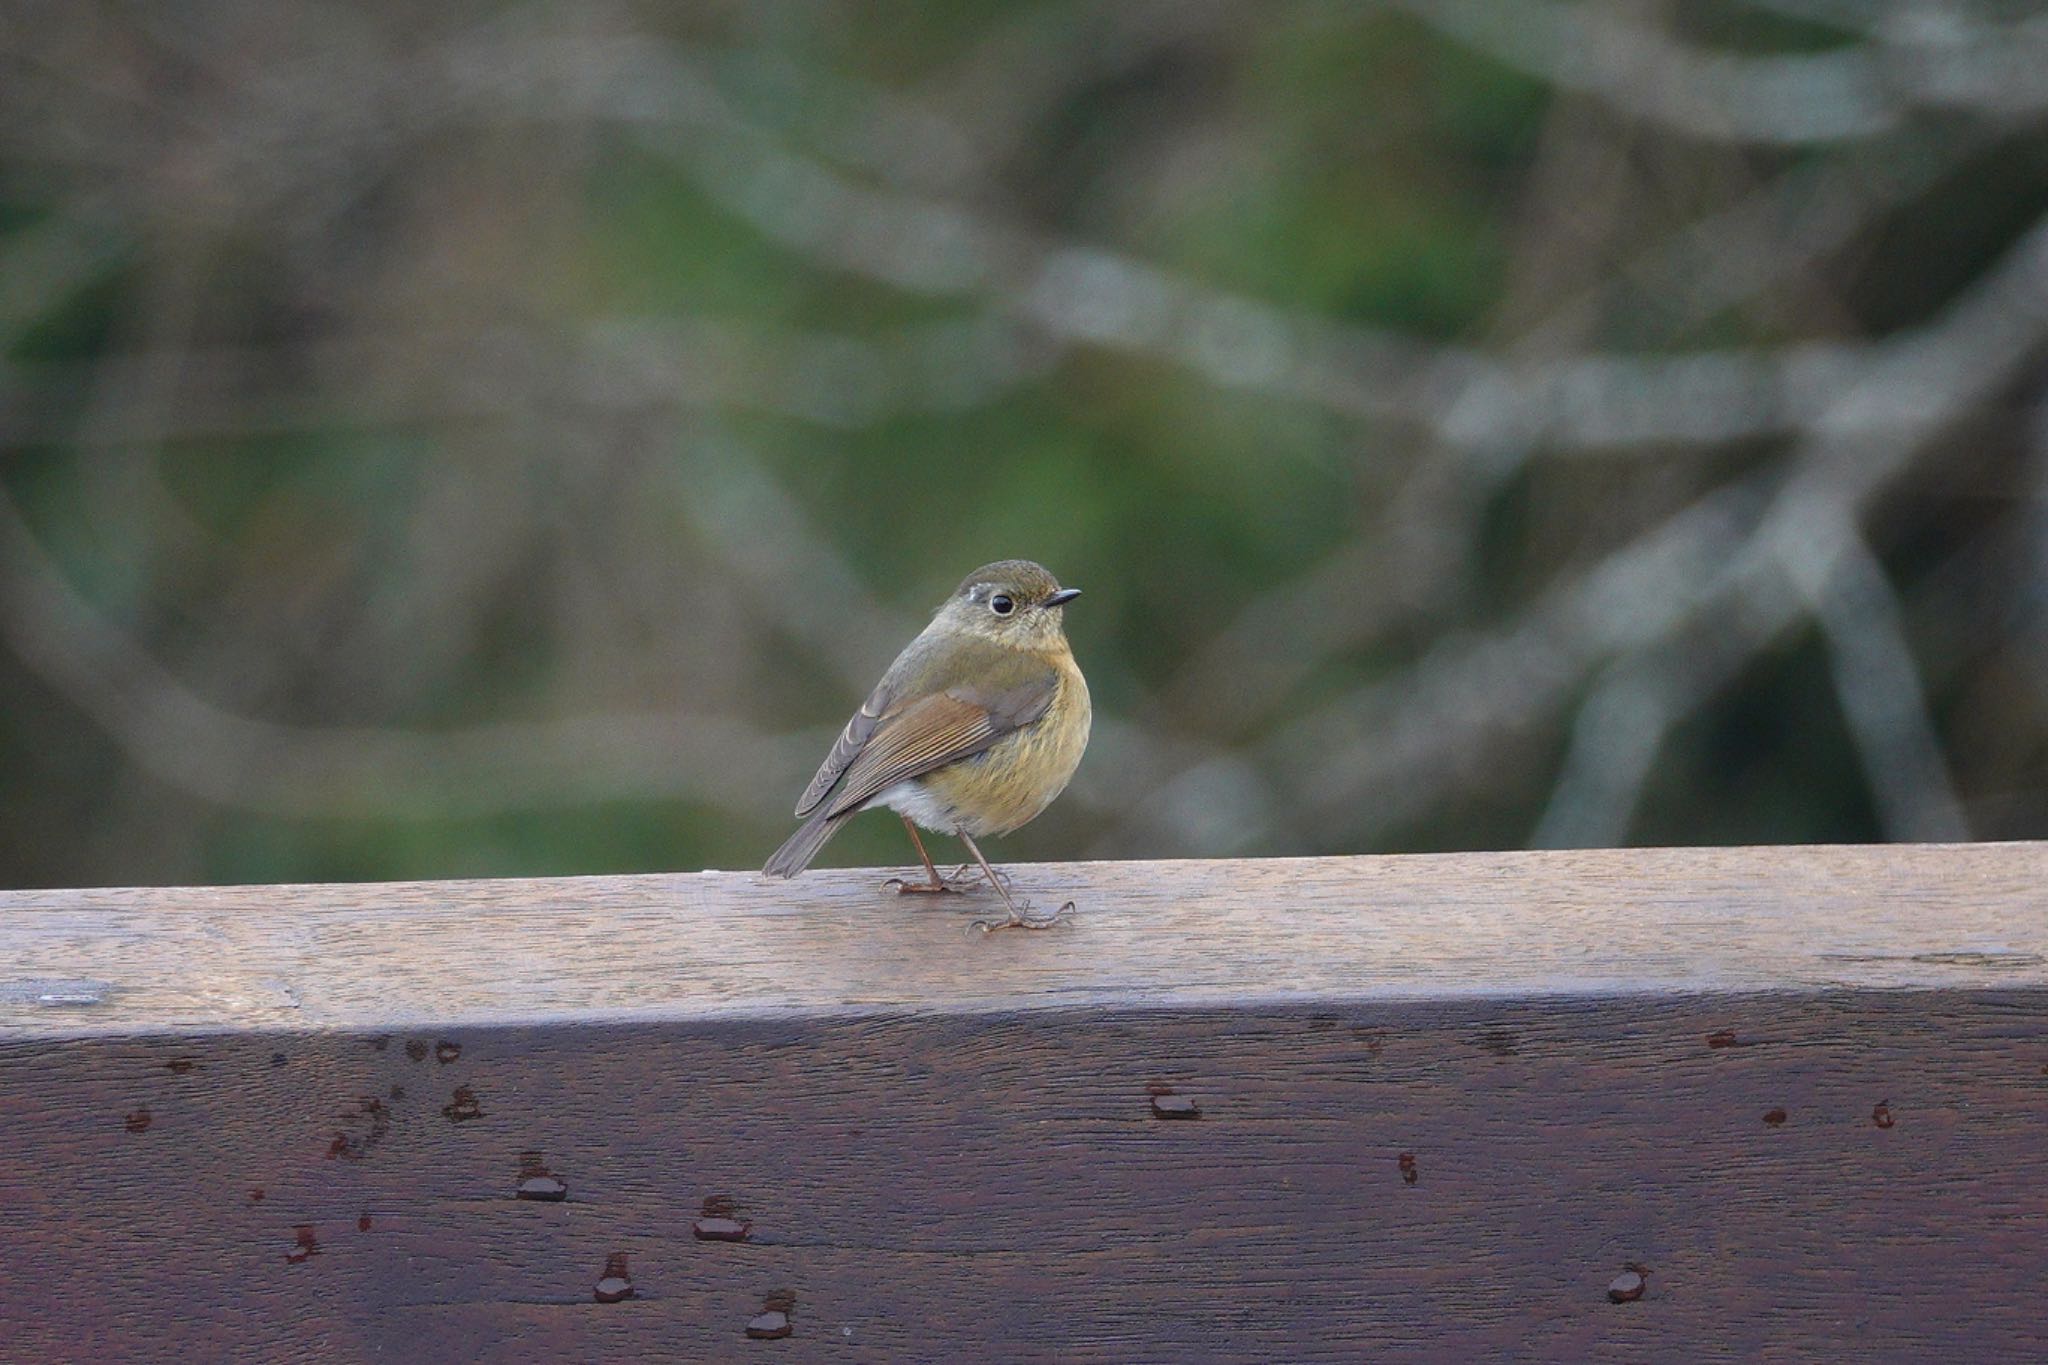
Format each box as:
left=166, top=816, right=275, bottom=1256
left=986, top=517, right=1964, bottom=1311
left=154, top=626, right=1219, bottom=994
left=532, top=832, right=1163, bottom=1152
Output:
left=764, top=560, right=1091, bottom=929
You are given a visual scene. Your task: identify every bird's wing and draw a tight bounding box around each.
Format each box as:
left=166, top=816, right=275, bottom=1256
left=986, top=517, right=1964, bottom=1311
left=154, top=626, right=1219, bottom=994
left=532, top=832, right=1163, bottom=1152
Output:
left=815, top=650, right=1059, bottom=821
left=793, top=678, right=892, bottom=818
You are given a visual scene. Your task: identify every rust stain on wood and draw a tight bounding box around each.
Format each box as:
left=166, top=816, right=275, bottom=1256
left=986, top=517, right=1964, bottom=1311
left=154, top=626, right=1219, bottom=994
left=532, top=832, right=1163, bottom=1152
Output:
left=693, top=1195, right=752, bottom=1242
left=283, top=1225, right=319, bottom=1265
left=1608, top=1263, right=1650, bottom=1303
left=592, top=1253, right=634, bottom=1304
left=514, top=1151, right=567, bottom=1202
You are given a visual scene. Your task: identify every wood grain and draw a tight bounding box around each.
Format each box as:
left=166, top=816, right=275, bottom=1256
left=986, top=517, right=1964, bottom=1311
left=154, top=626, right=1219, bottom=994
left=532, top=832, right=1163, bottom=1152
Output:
left=2, top=844, right=2045, bottom=1361
left=3, top=843, right=2045, bottom=1036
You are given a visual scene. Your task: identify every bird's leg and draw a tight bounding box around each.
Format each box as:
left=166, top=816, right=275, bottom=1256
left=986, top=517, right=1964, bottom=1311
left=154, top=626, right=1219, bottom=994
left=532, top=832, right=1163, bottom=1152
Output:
left=944, top=860, right=1001, bottom=890
left=958, top=830, right=1073, bottom=933
left=884, top=815, right=975, bottom=895
left=939, top=856, right=1000, bottom=893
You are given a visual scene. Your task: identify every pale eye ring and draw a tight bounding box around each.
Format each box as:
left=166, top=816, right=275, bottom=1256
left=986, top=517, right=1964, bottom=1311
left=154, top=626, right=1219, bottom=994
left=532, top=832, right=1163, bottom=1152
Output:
left=990, top=594, right=1015, bottom=616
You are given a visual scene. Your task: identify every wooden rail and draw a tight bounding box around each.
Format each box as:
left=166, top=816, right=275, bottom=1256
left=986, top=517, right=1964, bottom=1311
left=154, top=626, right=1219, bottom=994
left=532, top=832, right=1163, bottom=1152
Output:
left=2, top=843, right=2044, bottom=1360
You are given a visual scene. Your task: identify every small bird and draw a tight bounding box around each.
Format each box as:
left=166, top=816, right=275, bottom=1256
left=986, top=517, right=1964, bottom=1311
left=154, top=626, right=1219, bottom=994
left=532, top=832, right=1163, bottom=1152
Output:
left=763, top=559, right=1091, bottom=931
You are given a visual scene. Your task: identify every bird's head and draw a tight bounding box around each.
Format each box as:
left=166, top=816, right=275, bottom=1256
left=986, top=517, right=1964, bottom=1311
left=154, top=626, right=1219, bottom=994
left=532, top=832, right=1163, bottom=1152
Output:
left=933, top=559, right=1081, bottom=647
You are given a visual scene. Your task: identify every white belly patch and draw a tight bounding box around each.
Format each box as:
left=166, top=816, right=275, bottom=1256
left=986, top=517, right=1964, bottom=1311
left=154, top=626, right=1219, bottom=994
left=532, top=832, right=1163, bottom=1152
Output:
left=875, top=779, right=959, bottom=833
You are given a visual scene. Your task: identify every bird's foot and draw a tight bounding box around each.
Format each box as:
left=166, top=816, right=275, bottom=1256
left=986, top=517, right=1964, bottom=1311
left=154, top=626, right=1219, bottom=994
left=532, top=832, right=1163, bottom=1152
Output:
left=887, top=863, right=1008, bottom=896
left=970, top=901, right=1076, bottom=935
left=883, top=873, right=973, bottom=896
left=949, top=861, right=1013, bottom=891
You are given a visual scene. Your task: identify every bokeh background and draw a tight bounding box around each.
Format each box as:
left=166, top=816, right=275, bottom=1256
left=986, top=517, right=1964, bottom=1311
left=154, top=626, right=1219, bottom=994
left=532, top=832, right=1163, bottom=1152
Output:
left=4, top=1, right=2046, bottom=889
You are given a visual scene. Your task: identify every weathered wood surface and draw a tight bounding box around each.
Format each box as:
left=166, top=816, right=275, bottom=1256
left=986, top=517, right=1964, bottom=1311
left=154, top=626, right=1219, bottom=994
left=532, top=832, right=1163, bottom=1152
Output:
left=1, top=844, right=2045, bottom=1361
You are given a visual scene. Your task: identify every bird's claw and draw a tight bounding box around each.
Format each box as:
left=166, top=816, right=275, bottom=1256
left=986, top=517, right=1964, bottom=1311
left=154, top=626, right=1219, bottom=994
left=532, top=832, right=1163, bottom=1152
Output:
left=888, top=863, right=1011, bottom=897
left=883, top=875, right=965, bottom=896
left=969, top=901, right=1077, bottom=935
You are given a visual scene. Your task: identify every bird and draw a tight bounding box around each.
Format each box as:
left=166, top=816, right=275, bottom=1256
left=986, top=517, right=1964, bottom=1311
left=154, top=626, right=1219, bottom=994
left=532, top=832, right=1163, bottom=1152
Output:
left=763, top=559, right=1091, bottom=931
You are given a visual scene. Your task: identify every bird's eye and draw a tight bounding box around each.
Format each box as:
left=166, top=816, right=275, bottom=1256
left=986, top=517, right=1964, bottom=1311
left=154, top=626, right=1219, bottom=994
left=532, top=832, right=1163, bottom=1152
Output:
left=990, top=594, right=1015, bottom=616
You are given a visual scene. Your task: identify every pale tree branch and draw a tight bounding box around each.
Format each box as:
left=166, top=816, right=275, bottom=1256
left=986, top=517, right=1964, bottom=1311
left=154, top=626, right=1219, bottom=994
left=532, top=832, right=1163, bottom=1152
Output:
left=1160, top=120, right=2007, bottom=743
left=1530, top=575, right=1802, bottom=849
left=0, top=482, right=822, bottom=823
left=498, top=31, right=1897, bottom=451
left=1531, top=662, right=1683, bottom=851
left=1390, top=0, right=2048, bottom=144
left=1788, top=514, right=1971, bottom=842
left=1272, top=204, right=2048, bottom=846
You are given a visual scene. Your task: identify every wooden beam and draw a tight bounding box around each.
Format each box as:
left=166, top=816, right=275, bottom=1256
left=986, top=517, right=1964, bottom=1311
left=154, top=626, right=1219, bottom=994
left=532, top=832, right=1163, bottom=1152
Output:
left=2, top=844, right=2044, bottom=1359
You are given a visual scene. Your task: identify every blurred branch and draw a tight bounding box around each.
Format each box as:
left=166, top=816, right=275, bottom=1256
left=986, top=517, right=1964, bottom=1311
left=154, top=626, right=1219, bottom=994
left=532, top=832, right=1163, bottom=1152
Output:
left=1788, top=512, right=1971, bottom=842
left=0, top=424, right=1234, bottom=846
left=0, top=483, right=817, bottom=822
left=1529, top=571, right=1805, bottom=848
left=920, top=0, right=1245, bottom=187
left=1390, top=0, right=2048, bottom=144
left=7, top=27, right=1937, bottom=456
left=0, top=210, right=121, bottom=332
left=1531, top=662, right=1683, bottom=850
left=667, top=426, right=922, bottom=686
left=2026, top=397, right=2048, bottom=716
left=1161, top=142, right=2016, bottom=745
left=1735, top=0, right=1888, bottom=34
left=3, top=2, right=2040, bottom=875
left=1266, top=476, right=1775, bottom=846
left=1274, top=203, right=2048, bottom=844
left=73, top=236, right=214, bottom=581
left=0, top=315, right=1060, bottom=444
left=1526, top=119, right=1994, bottom=349
left=488, top=31, right=1897, bottom=451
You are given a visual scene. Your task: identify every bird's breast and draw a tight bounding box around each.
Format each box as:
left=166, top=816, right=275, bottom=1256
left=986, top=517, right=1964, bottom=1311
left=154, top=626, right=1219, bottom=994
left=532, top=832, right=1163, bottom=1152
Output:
left=914, top=655, right=1091, bottom=837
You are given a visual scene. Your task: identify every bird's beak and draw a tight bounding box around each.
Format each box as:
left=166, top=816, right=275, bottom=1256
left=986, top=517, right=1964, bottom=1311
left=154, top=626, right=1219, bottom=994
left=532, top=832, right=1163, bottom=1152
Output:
left=1044, top=587, right=1082, bottom=608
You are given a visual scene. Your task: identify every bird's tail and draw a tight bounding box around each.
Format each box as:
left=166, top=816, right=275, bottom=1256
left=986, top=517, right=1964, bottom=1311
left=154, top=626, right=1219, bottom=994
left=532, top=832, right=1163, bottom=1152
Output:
left=763, top=806, right=846, bottom=878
